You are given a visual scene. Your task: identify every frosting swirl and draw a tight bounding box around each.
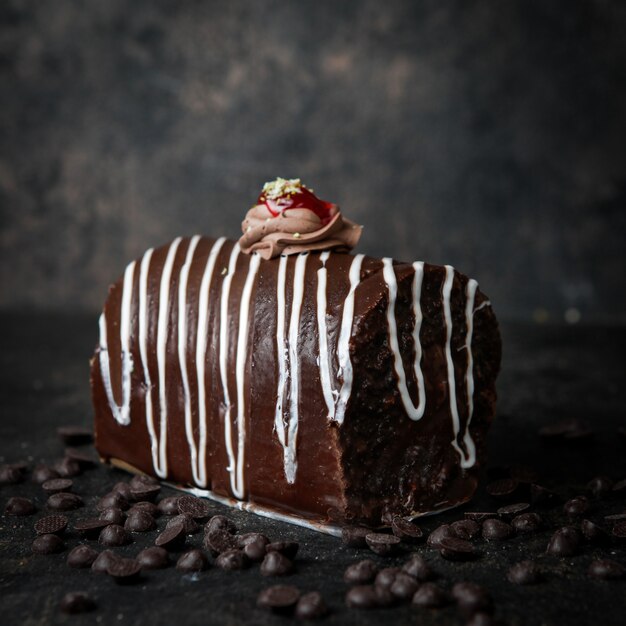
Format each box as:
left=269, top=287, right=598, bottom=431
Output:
left=238, top=178, right=362, bottom=260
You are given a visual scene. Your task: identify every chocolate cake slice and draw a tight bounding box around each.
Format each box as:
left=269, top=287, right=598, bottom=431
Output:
left=91, top=180, right=501, bottom=532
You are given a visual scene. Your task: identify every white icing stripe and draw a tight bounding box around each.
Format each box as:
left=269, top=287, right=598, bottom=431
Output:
left=194, top=237, right=227, bottom=488
left=137, top=248, right=160, bottom=475
left=473, top=299, right=491, bottom=313
left=316, top=251, right=335, bottom=419
left=273, top=255, right=289, bottom=459
left=334, top=254, right=365, bottom=425
left=460, top=279, right=479, bottom=469
left=99, top=261, right=136, bottom=425
left=381, top=258, right=426, bottom=421
left=154, top=237, right=183, bottom=478
left=233, top=252, right=262, bottom=497
left=283, top=253, right=309, bottom=483
left=177, top=235, right=202, bottom=485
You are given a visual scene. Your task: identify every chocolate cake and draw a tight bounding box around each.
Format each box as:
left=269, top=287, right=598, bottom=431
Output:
left=91, top=178, right=501, bottom=533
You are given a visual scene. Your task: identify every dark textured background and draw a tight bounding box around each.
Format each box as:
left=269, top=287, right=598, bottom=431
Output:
left=1, top=0, right=625, bottom=321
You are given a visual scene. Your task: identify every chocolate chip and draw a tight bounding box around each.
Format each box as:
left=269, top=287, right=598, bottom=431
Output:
left=345, top=585, right=392, bottom=609
left=155, top=518, right=186, bottom=549
left=56, top=426, right=93, bottom=445
left=389, top=572, right=419, bottom=601
left=99, top=506, right=126, bottom=525
left=344, top=559, right=378, bottom=584
left=427, top=524, right=454, bottom=548
left=59, top=591, right=96, bottom=614
left=124, top=510, right=157, bottom=533
left=204, top=528, right=238, bottom=555
left=32, top=533, right=64, bottom=554
left=257, top=585, right=301, bottom=613
left=511, top=512, right=542, bottom=534
left=130, top=474, right=159, bottom=490
left=451, top=582, right=493, bottom=615
left=34, top=514, right=68, bottom=535
left=238, top=533, right=269, bottom=561
left=0, top=464, right=24, bottom=484
left=47, top=492, right=83, bottom=511
left=97, top=492, right=128, bottom=512
left=588, top=559, right=625, bottom=580
left=391, top=516, right=423, bottom=542
left=205, top=514, right=237, bottom=534
left=91, top=549, right=120, bottom=574
left=604, top=512, right=626, bottom=522
left=295, top=591, right=328, bottom=619
left=451, top=519, right=481, bottom=540
left=612, top=521, right=626, bottom=539
left=216, top=549, right=249, bottom=571
left=32, top=465, right=60, bottom=484
left=98, top=524, right=131, bottom=547
left=111, top=481, right=132, bottom=498
left=129, top=501, right=160, bottom=517
left=74, top=517, right=112, bottom=538
left=374, top=567, right=400, bottom=588
left=67, top=544, right=99, bottom=568
left=507, top=560, right=541, bottom=585
left=580, top=519, right=610, bottom=543
left=42, top=478, right=73, bottom=494
left=157, top=496, right=181, bottom=515
left=402, top=554, right=436, bottom=581
left=466, top=612, right=496, bottom=626
left=412, top=583, right=449, bottom=608
left=612, top=478, right=626, bottom=494
left=486, top=478, right=518, bottom=498
left=497, top=502, right=530, bottom=518
left=64, top=447, right=97, bottom=468
left=482, top=518, right=513, bottom=541
left=267, top=541, right=299, bottom=560
left=365, top=532, right=401, bottom=556
left=341, top=525, right=370, bottom=548
left=54, top=457, right=82, bottom=478
left=5, top=496, right=35, bottom=516
left=563, top=496, right=589, bottom=518
left=439, top=536, right=478, bottom=561
left=129, top=484, right=161, bottom=503
left=587, top=476, right=614, bottom=498
left=176, top=549, right=209, bottom=572
left=107, top=557, right=142, bottom=584
left=530, top=484, right=558, bottom=507
left=546, top=527, right=581, bottom=556
left=464, top=512, right=496, bottom=522
left=136, top=547, right=170, bottom=570
left=168, top=513, right=200, bottom=534
left=261, top=551, right=294, bottom=576
left=177, top=495, right=212, bottom=519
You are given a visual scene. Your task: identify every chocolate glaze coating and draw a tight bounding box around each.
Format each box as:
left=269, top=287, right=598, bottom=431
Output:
left=92, top=237, right=501, bottom=528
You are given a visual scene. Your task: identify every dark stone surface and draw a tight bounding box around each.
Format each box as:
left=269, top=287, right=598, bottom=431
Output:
left=1, top=1, right=626, bottom=322
left=1, top=312, right=625, bottom=625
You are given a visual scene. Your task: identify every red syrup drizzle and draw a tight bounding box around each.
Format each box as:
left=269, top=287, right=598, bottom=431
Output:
left=257, top=185, right=335, bottom=226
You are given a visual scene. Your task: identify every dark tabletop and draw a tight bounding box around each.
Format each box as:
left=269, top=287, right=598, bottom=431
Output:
left=1, top=312, right=625, bottom=626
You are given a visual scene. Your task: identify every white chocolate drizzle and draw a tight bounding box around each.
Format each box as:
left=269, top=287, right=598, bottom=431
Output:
left=98, top=259, right=136, bottom=426
left=273, top=255, right=289, bottom=473
left=316, top=251, right=335, bottom=418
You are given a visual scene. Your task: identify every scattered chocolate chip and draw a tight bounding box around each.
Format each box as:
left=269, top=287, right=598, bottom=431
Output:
left=587, top=476, right=614, bottom=498
left=130, top=473, right=159, bottom=490
left=345, top=585, right=382, bottom=610
left=439, top=536, right=478, bottom=561
left=204, top=528, right=238, bottom=555
left=402, top=554, right=436, bottom=581
left=111, top=482, right=132, bottom=498
left=580, top=519, right=610, bottom=543
left=91, top=549, right=120, bottom=574
left=605, top=512, right=626, bottom=522
left=238, top=533, right=269, bottom=561
left=564, top=496, right=590, bottom=518
left=74, top=518, right=112, bottom=538
left=157, top=496, right=181, bottom=516
left=612, top=479, right=626, bottom=494
left=137, top=546, right=170, bottom=570
left=64, top=447, right=97, bottom=468
left=96, top=492, right=129, bottom=512
left=155, top=518, right=186, bottom=549
left=391, top=516, right=423, bottom=542
left=588, top=559, right=625, bottom=580
left=67, top=544, right=99, bottom=568
left=365, top=532, right=401, bottom=556
left=124, top=510, right=157, bottom=533
left=530, top=484, right=558, bottom=507
left=32, top=533, right=64, bottom=554
left=412, top=583, right=449, bottom=608
left=482, top=518, right=513, bottom=541
left=107, top=557, right=142, bottom=584
left=261, top=551, right=294, bottom=576
left=375, top=567, right=400, bottom=588
left=47, top=492, right=83, bottom=511
left=59, top=591, right=96, bottom=614
left=612, top=521, right=626, bottom=539
left=129, top=484, right=161, bottom=502
left=98, top=524, right=131, bottom=547
left=216, top=549, right=249, bottom=571
left=497, top=502, right=530, bottom=518
left=32, top=465, right=60, bottom=484
left=0, top=464, right=24, bottom=484
left=99, top=507, right=126, bottom=525
left=464, top=512, right=496, bottom=522
left=34, top=514, right=68, bottom=535
left=466, top=612, right=495, bottom=626
left=451, top=519, right=481, bottom=540
left=176, top=549, right=209, bottom=572
left=389, top=572, right=419, bottom=601
left=42, top=478, right=73, bottom=494
left=427, top=524, right=454, bottom=548
left=54, top=457, right=82, bottom=478
left=341, top=525, right=370, bottom=548
left=168, top=513, right=200, bottom=534
left=128, top=501, right=159, bottom=517
left=511, top=512, right=542, bottom=534
left=295, top=591, right=328, bottom=619
left=56, top=426, right=93, bottom=445
left=257, top=585, right=301, bottom=613
left=452, top=581, right=493, bottom=615
left=267, top=541, right=299, bottom=560
left=344, top=559, right=378, bottom=584
left=546, top=527, right=581, bottom=556
left=177, top=495, right=212, bottom=519
left=205, top=514, right=237, bottom=534
left=508, top=560, right=541, bottom=585
left=5, top=496, right=36, bottom=516
left=486, top=478, right=518, bottom=498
